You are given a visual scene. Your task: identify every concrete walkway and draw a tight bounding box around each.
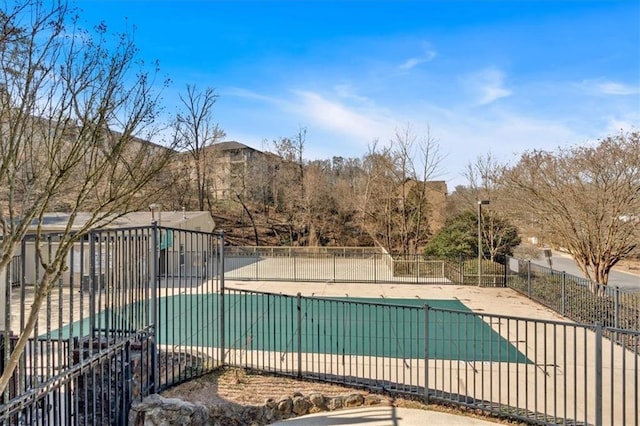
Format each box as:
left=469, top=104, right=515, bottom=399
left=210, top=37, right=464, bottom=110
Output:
left=272, top=406, right=502, bottom=425
left=223, top=279, right=569, bottom=322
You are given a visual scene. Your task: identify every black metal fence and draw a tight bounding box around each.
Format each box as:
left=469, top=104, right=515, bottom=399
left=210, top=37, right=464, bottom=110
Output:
left=506, top=257, right=640, bottom=334
left=221, top=287, right=640, bottom=426
left=223, top=247, right=506, bottom=285
left=2, top=232, right=639, bottom=425
left=0, top=225, right=222, bottom=425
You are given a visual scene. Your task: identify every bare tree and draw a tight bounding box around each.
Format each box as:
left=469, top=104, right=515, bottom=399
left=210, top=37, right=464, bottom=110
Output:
left=499, top=132, right=640, bottom=286
left=462, top=152, right=501, bottom=202
left=173, top=85, right=225, bottom=211
left=395, top=125, right=442, bottom=253
left=330, top=156, right=372, bottom=246
left=361, top=124, right=443, bottom=253
left=482, top=212, right=521, bottom=261
left=231, top=157, right=261, bottom=246
left=0, top=0, right=174, bottom=394
left=246, top=142, right=278, bottom=217
left=301, top=159, right=336, bottom=246
left=461, top=153, right=521, bottom=262
left=270, top=128, right=306, bottom=244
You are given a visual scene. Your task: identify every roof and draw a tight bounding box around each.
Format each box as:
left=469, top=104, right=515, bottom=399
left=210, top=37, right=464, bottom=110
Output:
left=115, top=211, right=214, bottom=228
left=29, top=211, right=215, bottom=232
left=209, top=141, right=261, bottom=152
left=400, top=179, right=448, bottom=196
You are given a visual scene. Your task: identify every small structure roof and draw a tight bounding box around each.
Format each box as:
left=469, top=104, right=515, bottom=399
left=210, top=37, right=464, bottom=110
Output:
left=116, top=210, right=214, bottom=229
left=30, top=211, right=215, bottom=233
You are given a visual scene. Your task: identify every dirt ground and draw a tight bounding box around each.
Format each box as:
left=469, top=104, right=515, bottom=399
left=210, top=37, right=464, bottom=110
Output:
left=162, top=367, right=526, bottom=425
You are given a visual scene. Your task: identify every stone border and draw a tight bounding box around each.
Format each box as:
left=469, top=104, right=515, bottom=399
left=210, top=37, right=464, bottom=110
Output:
left=129, top=390, right=387, bottom=425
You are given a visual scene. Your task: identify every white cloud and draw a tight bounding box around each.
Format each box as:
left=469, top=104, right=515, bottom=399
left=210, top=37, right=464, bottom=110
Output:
left=282, top=88, right=584, bottom=186
left=221, top=85, right=399, bottom=151
left=225, top=87, right=284, bottom=105
left=332, top=84, right=372, bottom=104
left=220, top=76, right=630, bottom=189
left=437, top=114, right=584, bottom=186
left=598, top=82, right=638, bottom=95
left=580, top=79, right=640, bottom=96
left=464, top=68, right=512, bottom=105
left=398, top=44, right=437, bottom=70
left=603, top=112, right=640, bottom=134
left=288, top=90, right=396, bottom=144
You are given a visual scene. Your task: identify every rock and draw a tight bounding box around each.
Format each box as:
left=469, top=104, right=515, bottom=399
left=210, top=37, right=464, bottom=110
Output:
left=264, top=397, right=276, bottom=409
left=292, top=395, right=311, bottom=415
left=263, top=408, right=275, bottom=422
left=242, top=406, right=264, bottom=425
left=129, top=394, right=208, bottom=425
left=327, top=396, right=344, bottom=410
left=308, top=392, right=326, bottom=408
left=276, top=397, right=293, bottom=415
left=344, top=393, right=365, bottom=407
left=364, top=394, right=385, bottom=405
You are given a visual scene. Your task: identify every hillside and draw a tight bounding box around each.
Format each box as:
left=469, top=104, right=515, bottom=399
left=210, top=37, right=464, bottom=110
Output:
left=209, top=202, right=374, bottom=247
left=210, top=211, right=284, bottom=246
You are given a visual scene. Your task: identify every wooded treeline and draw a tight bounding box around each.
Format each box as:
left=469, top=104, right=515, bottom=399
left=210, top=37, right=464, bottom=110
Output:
left=161, top=90, right=640, bottom=288
left=162, top=126, right=448, bottom=254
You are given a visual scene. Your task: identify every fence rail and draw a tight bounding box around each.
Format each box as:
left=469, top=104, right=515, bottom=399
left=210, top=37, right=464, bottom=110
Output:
left=225, top=246, right=385, bottom=257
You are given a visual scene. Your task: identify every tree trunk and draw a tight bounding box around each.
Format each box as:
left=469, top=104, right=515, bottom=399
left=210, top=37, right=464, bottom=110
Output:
left=0, top=270, right=54, bottom=395
left=235, top=193, right=259, bottom=246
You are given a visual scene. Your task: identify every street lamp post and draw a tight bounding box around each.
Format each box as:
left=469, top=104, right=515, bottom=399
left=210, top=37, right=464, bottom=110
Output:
left=149, top=203, right=161, bottom=226
left=477, top=200, right=490, bottom=286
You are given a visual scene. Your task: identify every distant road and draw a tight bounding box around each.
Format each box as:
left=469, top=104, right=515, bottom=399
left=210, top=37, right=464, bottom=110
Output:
left=530, top=250, right=640, bottom=292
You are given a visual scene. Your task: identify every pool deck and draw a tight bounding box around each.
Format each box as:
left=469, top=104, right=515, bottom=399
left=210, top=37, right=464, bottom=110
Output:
left=223, top=279, right=569, bottom=322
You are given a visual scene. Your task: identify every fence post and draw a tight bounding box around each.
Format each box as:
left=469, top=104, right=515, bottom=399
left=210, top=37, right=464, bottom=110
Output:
left=333, top=253, right=336, bottom=283
left=614, top=287, right=620, bottom=330
left=297, top=293, right=302, bottom=378
left=255, top=250, right=259, bottom=280
left=89, top=231, right=97, bottom=338
left=150, top=223, right=159, bottom=393
left=595, top=322, right=602, bottom=426
left=219, top=233, right=226, bottom=366
left=293, top=254, right=297, bottom=282
left=122, top=339, right=132, bottom=424
left=502, top=260, right=507, bottom=287
left=561, top=272, right=566, bottom=316
left=423, top=304, right=430, bottom=404
left=374, top=253, right=377, bottom=283
left=0, top=262, right=6, bottom=335
left=527, top=260, right=531, bottom=298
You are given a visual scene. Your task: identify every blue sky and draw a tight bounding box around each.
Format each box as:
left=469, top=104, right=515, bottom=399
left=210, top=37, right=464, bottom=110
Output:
left=75, top=0, right=639, bottom=188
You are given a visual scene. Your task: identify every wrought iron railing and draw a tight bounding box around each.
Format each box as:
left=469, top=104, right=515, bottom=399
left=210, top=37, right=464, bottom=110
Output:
left=1, top=232, right=638, bottom=425
left=221, top=287, right=640, bottom=426
left=506, top=257, right=640, bottom=335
